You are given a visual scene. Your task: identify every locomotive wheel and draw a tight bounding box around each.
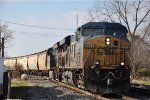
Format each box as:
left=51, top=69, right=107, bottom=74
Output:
left=86, top=78, right=97, bottom=93
left=72, top=71, right=80, bottom=87
left=52, top=70, right=57, bottom=80
left=85, top=69, right=98, bottom=93
left=62, top=72, right=67, bottom=83
left=59, top=72, right=62, bottom=82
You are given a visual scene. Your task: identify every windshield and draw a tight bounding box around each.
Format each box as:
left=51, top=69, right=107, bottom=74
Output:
left=82, top=28, right=127, bottom=39
left=82, top=29, right=104, bottom=36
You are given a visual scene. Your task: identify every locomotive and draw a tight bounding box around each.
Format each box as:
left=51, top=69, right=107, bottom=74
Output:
left=4, top=22, right=131, bottom=94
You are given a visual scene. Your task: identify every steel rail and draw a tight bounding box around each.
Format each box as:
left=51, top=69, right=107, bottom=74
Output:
left=49, top=79, right=110, bottom=100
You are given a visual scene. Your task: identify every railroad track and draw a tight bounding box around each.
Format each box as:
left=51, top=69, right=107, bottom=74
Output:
left=49, top=79, right=150, bottom=100
left=48, top=78, right=135, bottom=100
left=49, top=79, right=110, bottom=100
left=131, top=83, right=150, bottom=94
left=28, top=75, right=150, bottom=100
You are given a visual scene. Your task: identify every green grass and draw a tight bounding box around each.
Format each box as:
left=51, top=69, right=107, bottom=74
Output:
left=132, top=79, right=150, bottom=85
left=11, top=80, right=31, bottom=99
left=11, top=81, right=27, bottom=87
left=138, top=67, right=150, bottom=77
left=139, top=81, right=150, bottom=85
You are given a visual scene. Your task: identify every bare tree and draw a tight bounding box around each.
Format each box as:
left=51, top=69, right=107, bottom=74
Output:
left=132, top=35, right=150, bottom=77
left=0, top=23, right=14, bottom=48
left=88, top=0, right=150, bottom=75
left=141, top=23, right=150, bottom=43
left=89, top=0, right=150, bottom=33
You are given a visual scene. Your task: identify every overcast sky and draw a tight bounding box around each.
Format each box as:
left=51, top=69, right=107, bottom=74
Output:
left=0, top=0, right=94, bottom=57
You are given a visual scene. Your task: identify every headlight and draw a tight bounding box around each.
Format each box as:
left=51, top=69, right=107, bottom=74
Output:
left=95, top=60, right=100, bottom=65
left=121, top=62, right=125, bottom=66
left=106, top=37, right=111, bottom=45
left=106, top=41, right=110, bottom=45
left=95, top=61, right=99, bottom=65
left=106, top=38, right=110, bottom=41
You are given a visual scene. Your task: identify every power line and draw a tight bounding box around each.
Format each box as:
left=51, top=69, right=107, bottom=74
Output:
left=11, top=30, right=70, bottom=37
left=0, top=19, right=75, bottom=31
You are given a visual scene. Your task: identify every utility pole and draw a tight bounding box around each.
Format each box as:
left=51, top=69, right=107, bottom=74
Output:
left=0, top=30, right=1, bottom=57
left=2, top=38, right=4, bottom=57
left=0, top=31, right=4, bottom=57
left=76, top=14, right=78, bottom=29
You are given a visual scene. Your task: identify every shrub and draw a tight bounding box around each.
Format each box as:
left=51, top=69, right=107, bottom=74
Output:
left=138, top=67, right=150, bottom=77
left=11, top=64, right=23, bottom=79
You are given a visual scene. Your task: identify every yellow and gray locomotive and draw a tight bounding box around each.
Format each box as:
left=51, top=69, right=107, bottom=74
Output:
left=51, top=22, right=130, bottom=94
left=81, top=22, right=130, bottom=94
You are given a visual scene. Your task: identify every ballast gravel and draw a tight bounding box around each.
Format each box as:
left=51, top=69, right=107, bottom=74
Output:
left=26, top=76, right=94, bottom=100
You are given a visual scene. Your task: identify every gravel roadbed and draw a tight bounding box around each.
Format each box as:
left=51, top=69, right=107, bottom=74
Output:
left=25, top=76, right=94, bottom=100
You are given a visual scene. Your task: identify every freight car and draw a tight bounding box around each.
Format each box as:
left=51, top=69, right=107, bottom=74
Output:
left=4, top=57, right=16, bottom=70
left=17, top=56, right=28, bottom=73
left=4, top=50, right=50, bottom=76
left=4, top=22, right=131, bottom=94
